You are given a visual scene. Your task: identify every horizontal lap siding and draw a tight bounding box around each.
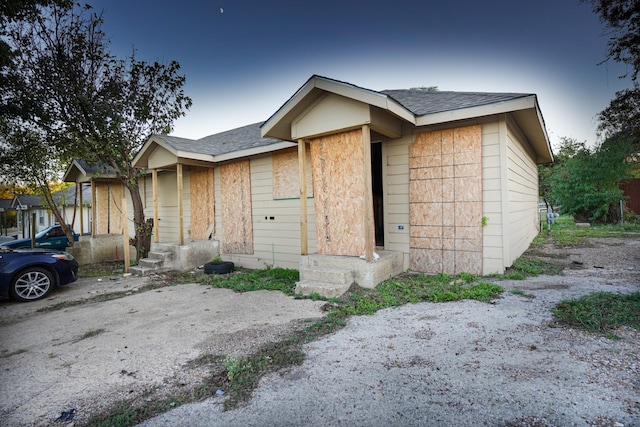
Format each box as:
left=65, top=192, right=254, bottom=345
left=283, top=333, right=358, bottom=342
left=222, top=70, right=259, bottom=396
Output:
left=506, top=123, right=539, bottom=265
left=482, top=121, right=504, bottom=274
left=215, top=155, right=316, bottom=270
left=383, top=137, right=412, bottom=268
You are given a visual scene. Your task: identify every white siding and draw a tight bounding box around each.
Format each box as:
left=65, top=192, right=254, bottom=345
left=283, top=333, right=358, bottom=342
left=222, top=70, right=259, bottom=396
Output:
left=506, top=119, right=540, bottom=264
left=214, top=154, right=317, bottom=270
left=382, top=135, right=413, bottom=270
left=481, top=119, right=505, bottom=274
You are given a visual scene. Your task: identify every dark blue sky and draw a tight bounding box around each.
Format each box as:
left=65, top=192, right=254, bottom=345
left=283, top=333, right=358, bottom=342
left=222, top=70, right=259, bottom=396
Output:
left=89, top=0, right=631, bottom=148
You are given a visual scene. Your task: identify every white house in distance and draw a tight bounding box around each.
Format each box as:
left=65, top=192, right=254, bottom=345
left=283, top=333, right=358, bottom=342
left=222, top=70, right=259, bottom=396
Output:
left=127, top=75, right=553, bottom=296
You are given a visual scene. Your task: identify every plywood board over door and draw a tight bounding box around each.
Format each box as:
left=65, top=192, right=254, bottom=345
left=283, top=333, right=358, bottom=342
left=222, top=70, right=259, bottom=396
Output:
left=189, top=167, right=215, bottom=240
left=409, top=125, right=482, bottom=275
left=94, top=181, right=124, bottom=235
left=220, top=160, right=253, bottom=254
left=310, top=128, right=374, bottom=256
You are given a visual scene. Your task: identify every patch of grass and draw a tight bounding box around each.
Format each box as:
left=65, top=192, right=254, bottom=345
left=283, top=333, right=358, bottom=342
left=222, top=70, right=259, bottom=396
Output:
left=487, top=256, right=564, bottom=280
left=169, top=267, right=300, bottom=295
left=553, top=292, right=640, bottom=334
left=78, top=261, right=127, bottom=278
left=536, top=215, right=640, bottom=247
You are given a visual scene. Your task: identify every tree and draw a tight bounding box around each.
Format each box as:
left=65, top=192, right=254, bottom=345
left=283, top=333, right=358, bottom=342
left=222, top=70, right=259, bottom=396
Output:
left=582, top=0, right=640, bottom=81
left=1, top=3, right=192, bottom=258
left=549, top=137, right=634, bottom=222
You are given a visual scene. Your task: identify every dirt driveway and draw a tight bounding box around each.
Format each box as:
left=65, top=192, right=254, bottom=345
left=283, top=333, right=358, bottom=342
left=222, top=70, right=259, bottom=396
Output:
left=1, top=237, right=639, bottom=426
left=0, top=274, right=326, bottom=426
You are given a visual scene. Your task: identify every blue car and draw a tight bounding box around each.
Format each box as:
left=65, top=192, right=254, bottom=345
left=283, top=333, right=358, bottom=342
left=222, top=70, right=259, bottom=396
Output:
left=0, top=248, right=79, bottom=302
left=0, top=225, right=79, bottom=252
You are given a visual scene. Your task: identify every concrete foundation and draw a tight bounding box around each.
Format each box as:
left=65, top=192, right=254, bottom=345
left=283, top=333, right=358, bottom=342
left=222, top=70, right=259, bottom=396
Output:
left=67, top=235, right=128, bottom=265
left=297, top=251, right=404, bottom=297
left=148, top=240, right=220, bottom=271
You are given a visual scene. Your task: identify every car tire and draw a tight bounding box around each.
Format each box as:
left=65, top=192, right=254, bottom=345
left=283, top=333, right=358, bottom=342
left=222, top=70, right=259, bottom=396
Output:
left=203, top=261, right=234, bottom=275
left=9, top=267, right=55, bottom=302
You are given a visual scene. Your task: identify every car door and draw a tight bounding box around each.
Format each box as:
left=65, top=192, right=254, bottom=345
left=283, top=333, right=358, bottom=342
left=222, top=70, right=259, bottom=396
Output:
left=38, top=228, right=67, bottom=251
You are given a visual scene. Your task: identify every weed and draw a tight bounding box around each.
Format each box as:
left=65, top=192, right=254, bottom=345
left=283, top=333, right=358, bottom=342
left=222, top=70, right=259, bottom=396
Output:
left=553, top=292, right=640, bottom=333
left=509, top=288, right=535, bottom=299
left=74, top=328, right=106, bottom=343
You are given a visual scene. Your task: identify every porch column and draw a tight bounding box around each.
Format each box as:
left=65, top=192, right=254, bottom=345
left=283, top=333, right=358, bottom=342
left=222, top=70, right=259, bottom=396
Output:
left=362, top=125, right=374, bottom=262
left=152, top=169, right=159, bottom=243
left=177, top=163, right=184, bottom=246
left=298, top=139, right=308, bottom=255
left=91, top=180, right=97, bottom=236
left=78, top=183, right=84, bottom=235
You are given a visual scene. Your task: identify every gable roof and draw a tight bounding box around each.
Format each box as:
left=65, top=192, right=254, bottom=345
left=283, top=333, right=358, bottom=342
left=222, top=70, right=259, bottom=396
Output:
left=63, top=159, right=118, bottom=183
left=134, top=122, right=296, bottom=168
left=12, top=194, right=44, bottom=209
left=262, top=75, right=552, bottom=163
left=380, top=90, right=531, bottom=116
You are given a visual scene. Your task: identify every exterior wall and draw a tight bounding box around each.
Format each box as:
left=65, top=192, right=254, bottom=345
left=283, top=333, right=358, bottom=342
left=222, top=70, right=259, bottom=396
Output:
left=214, top=154, right=317, bottom=270
left=481, top=119, right=505, bottom=273
left=382, top=135, right=412, bottom=270
left=505, top=117, right=540, bottom=266
left=408, top=125, right=483, bottom=275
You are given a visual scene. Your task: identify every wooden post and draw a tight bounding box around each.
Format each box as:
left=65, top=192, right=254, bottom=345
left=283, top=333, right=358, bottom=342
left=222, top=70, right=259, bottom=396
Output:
left=177, top=164, right=184, bottom=246
left=152, top=169, right=159, bottom=243
left=78, top=183, right=84, bottom=236
left=298, top=140, right=309, bottom=255
left=30, top=213, right=36, bottom=248
left=91, top=180, right=97, bottom=236
left=362, top=125, right=374, bottom=262
left=122, top=197, right=130, bottom=273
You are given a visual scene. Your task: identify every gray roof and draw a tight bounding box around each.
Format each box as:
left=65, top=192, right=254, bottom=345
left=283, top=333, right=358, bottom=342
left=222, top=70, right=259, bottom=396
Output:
left=0, top=199, right=12, bottom=210
left=381, top=89, right=531, bottom=116
left=73, top=159, right=116, bottom=176
left=154, top=122, right=283, bottom=157
left=12, top=194, right=44, bottom=208
left=53, top=185, right=92, bottom=206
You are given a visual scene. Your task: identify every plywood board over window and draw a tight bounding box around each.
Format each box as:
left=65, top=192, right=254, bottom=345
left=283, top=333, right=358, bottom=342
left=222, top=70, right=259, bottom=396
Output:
left=94, top=181, right=124, bottom=235
left=272, top=147, right=313, bottom=199
left=310, top=128, right=374, bottom=256
left=220, top=160, right=253, bottom=254
left=189, top=167, right=215, bottom=240
left=409, top=125, right=482, bottom=275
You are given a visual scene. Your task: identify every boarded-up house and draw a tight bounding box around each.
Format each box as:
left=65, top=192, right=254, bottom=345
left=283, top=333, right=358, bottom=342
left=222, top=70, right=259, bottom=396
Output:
left=132, top=75, right=553, bottom=294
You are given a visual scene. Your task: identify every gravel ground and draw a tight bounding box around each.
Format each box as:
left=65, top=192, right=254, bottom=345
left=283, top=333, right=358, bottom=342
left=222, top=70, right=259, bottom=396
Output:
left=1, top=237, right=639, bottom=426
left=141, top=237, right=640, bottom=427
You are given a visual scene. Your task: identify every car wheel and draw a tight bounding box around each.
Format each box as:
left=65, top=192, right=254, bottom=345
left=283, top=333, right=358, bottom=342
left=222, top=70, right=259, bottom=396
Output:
left=203, top=261, right=234, bottom=274
left=9, top=267, right=55, bottom=302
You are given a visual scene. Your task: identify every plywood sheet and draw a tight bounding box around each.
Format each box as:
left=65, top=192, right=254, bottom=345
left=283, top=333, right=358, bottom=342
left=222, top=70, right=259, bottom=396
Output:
left=94, top=181, right=124, bottom=235
left=310, top=129, right=373, bottom=256
left=220, top=160, right=253, bottom=254
left=409, top=125, right=482, bottom=275
left=189, top=167, right=215, bottom=240
left=272, top=147, right=314, bottom=199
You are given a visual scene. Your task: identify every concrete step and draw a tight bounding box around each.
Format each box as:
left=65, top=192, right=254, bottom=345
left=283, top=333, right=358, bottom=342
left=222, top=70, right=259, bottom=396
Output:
left=138, top=258, right=164, bottom=269
left=148, top=251, right=173, bottom=261
left=295, top=280, right=351, bottom=298
left=129, top=265, right=170, bottom=277
left=300, top=266, right=354, bottom=286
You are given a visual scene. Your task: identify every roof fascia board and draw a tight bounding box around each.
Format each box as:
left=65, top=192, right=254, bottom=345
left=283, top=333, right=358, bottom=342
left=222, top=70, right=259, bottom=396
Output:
left=415, top=96, right=536, bottom=127
left=213, top=141, right=297, bottom=163
left=132, top=135, right=179, bottom=167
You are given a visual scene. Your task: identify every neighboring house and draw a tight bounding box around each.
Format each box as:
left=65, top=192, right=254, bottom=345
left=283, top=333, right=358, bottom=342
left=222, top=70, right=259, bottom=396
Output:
left=11, top=194, right=53, bottom=237
left=11, top=187, right=91, bottom=238
left=130, top=75, right=553, bottom=292
left=63, top=159, right=121, bottom=236
left=53, top=184, right=92, bottom=235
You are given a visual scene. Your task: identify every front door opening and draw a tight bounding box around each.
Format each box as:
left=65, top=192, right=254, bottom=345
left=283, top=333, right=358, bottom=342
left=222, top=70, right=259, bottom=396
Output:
left=371, top=142, right=384, bottom=247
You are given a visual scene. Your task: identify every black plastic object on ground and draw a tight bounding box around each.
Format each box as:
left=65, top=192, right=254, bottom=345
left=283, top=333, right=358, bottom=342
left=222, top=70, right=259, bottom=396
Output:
left=55, top=408, right=75, bottom=422
left=203, top=261, right=234, bottom=274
